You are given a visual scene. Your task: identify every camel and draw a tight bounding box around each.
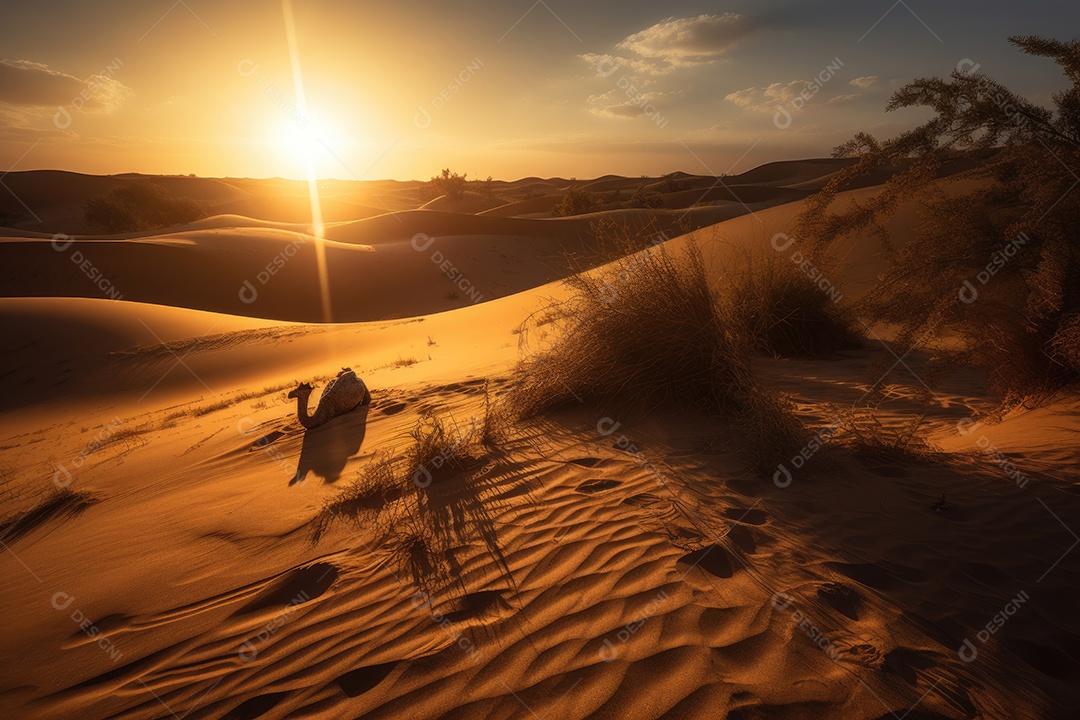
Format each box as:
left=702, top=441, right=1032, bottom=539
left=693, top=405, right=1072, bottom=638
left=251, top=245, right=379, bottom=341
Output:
left=288, top=367, right=371, bottom=430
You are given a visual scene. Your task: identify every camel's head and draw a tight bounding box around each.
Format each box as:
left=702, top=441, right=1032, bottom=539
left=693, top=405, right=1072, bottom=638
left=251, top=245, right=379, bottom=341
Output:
left=287, top=382, right=313, bottom=400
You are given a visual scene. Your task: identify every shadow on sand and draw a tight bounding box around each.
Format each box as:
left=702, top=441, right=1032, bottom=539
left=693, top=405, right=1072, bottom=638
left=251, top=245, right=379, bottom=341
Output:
left=291, top=406, right=370, bottom=485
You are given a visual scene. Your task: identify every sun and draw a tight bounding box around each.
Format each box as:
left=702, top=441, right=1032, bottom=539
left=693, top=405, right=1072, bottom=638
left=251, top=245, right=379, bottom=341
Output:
left=271, top=111, right=345, bottom=177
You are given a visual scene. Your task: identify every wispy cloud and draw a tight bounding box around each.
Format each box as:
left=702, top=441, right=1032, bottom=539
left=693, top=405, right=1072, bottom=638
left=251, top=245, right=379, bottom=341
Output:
left=617, top=14, right=754, bottom=67
left=0, top=59, right=131, bottom=112
left=725, top=81, right=810, bottom=111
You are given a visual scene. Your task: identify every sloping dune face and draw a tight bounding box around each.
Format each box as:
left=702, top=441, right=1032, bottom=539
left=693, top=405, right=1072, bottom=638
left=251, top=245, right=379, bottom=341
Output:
left=0, top=163, right=871, bottom=323
left=2, top=162, right=1078, bottom=720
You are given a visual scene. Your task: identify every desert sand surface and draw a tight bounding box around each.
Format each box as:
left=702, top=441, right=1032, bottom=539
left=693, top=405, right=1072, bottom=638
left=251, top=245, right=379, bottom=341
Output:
left=2, top=160, right=1079, bottom=720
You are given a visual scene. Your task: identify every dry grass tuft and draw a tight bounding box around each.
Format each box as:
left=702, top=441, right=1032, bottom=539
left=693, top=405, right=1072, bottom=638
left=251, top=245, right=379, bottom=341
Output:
left=509, top=239, right=751, bottom=417
left=405, top=410, right=480, bottom=485
left=834, top=407, right=939, bottom=464
left=506, top=235, right=809, bottom=473
left=312, top=406, right=501, bottom=593
left=0, top=488, right=99, bottom=544
left=311, top=452, right=399, bottom=543
left=725, top=248, right=858, bottom=357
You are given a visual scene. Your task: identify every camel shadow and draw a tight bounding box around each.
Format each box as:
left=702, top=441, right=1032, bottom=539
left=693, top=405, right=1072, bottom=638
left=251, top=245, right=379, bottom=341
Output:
left=291, top=405, right=369, bottom=485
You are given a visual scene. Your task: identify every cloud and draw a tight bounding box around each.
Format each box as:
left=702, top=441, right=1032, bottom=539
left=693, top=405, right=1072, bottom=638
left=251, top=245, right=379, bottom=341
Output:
left=827, top=93, right=861, bottom=104
left=0, top=59, right=131, bottom=112
left=579, top=52, right=670, bottom=79
left=587, top=89, right=680, bottom=120
left=578, top=14, right=752, bottom=124
left=725, top=81, right=809, bottom=111
left=848, top=76, right=878, bottom=89
left=616, top=14, right=753, bottom=66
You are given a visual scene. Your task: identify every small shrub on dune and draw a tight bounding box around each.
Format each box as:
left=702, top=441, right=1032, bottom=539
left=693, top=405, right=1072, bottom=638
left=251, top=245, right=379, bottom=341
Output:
left=311, top=452, right=399, bottom=543
left=508, top=238, right=807, bottom=472
left=479, top=380, right=511, bottom=448
left=427, top=168, right=468, bottom=201
left=406, top=410, right=479, bottom=484
left=312, top=408, right=483, bottom=543
left=726, top=249, right=859, bottom=357
left=510, top=239, right=748, bottom=416
left=312, top=407, right=505, bottom=594
left=84, top=182, right=206, bottom=233
left=552, top=184, right=600, bottom=217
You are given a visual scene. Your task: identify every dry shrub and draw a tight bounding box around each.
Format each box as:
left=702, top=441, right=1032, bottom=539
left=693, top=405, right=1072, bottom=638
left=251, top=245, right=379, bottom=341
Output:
left=508, top=237, right=807, bottom=472
left=313, top=406, right=508, bottom=594
left=725, top=248, right=858, bottom=357
left=1050, top=313, right=1080, bottom=376
left=796, top=36, right=1080, bottom=404
left=405, top=410, right=480, bottom=485
left=510, top=239, right=750, bottom=416
left=479, top=380, right=510, bottom=448
left=834, top=407, right=938, bottom=464
left=311, top=452, right=399, bottom=543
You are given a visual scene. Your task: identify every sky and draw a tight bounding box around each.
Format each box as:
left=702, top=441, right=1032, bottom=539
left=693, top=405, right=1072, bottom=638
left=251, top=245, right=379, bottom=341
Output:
left=0, top=0, right=1078, bottom=181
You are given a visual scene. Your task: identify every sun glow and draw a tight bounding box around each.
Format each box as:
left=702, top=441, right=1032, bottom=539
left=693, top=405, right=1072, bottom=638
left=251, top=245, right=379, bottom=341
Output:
left=272, top=113, right=345, bottom=173
left=281, top=0, right=333, bottom=324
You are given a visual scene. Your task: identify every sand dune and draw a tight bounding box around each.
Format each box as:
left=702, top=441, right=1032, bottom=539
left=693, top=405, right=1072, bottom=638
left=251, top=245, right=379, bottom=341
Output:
left=209, top=196, right=388, bottom=224
left=0, top=203, right=766, bottom=322
left=3, top=159, right=1078, bottom=720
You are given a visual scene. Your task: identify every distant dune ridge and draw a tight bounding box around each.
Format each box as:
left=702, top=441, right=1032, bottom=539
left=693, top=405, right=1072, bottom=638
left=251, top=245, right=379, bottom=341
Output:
left=1, top=158, right=1078, bottom=720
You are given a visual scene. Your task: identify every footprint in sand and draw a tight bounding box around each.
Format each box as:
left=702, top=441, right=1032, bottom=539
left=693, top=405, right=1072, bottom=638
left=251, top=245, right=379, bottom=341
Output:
left=567, top=457, right=606, bottom=468
left=336, top=661, right=398, bottom=697
left=224, top=691, right=288, bottom=720
left=817, top=582, right=865, bottom=621
left=445, top=590, right=512, bottom=623
left=576, top=478, right=621, bottom=494
left=621, top=492, right=663, bottom=507
left=248, top=430, right=285, bottom=450
left=234, top=562, right=338, bottom=616
left=678, top=544, right=736, bottom=579
left=726, top=525, right=758, bottom=554
left=380, top=402, right=408, bottom=416
left=722, top=508, right=768, bottom=526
